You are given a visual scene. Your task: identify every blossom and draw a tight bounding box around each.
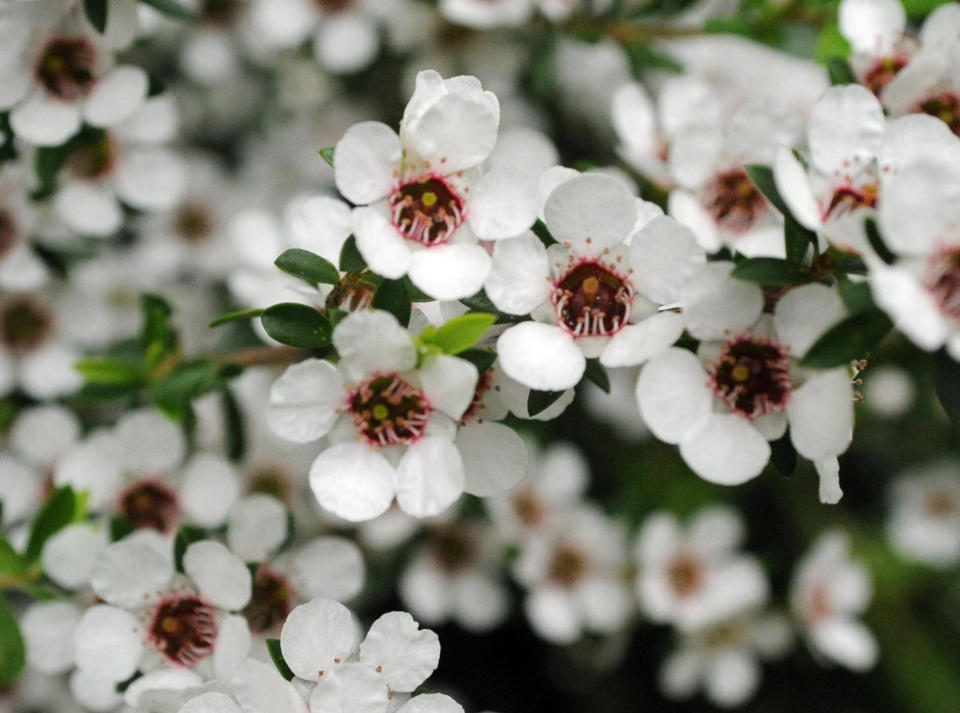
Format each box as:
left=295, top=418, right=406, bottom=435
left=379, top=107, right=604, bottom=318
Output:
left=887, top=461, right=960, bottom=567
left=0, top=165, right=47, bottom=292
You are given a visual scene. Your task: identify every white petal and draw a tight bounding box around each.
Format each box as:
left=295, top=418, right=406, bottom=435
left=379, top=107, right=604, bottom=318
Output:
left=54, top=432, right=124, bottom=512
left=310, top=442, right=396, bottom=522
left=612, top=82, right=658, bottom=158
left=10, top=92, right=81, bottom=146
left=18, top=342, right=83, bottom=399
left=774, top=283, right=846, bottom=358
left=543, top=174, right=637, bottom=254
left=398, top=694, right=465, bottom=713
left=839, top=0, right=906, bottom=54
left=180, top=452, right=241, bottom=528
left=74, top=605, right=144, bottom=681
left=869, top=264, right=946, bottom=351
left=659, top=650, right=702, bottom=699
left=280, top=598, right=358, bottom=682
left=125, top=668, right=204, bottom=709
left=688, top=505, right=745, bottom=556
left=83, top=66, right=148, bottom=127
left=419, top=354, right=478, bottom=421
left=226, top=494, right=289, bottom=563
left=115, top=94, right=180, bottom=143
left=22, top=601, right=80, bottom=674
left=680, top=261, right=763, bottom=340
left=453, top=421, right=526, bottom=496
left=91, top=538, right=173, bottom=608
left=41, top=522, right=107, bottom=590
left=353, top=204, right=411, bottom=279
left=922, top=1, right=960, bottom=47
left=484, top=232, right=551, bottom=315
left=291, top=536, right=365, bottom=601
left=496, top=322, right=585, bottom=391
left=333, top=309, right=416, bottom=381
left=407, top=90, right=499, bottom=173
left=395, top=437, right=465, bottom=517
left=786, top=368, right=854, bottom=460
left=9, top=405, right=79, bottom=466
left=467, top=166, right=539, bottom=240
left=809, top=85, right=885, bottom=176
left=816, top=456, right=843, bottom=505
left=773, top=148, right=822, bottom=231
left=630, top=216, right=707, bottom=304
left=525, top=587, right=582, bottom=644
left=212, top=615, right=251, bottom=680
left=668, top=189, right=721, bottom=253
left=635, top=347, right=713, bottom=444
left=679, top=413, right=771, bottom=486
left=407, top=243, right=491, bottom=301
left=230, top=658, right=309, bottom=713
left=54, top=182, right=122, bottom=237
left=116, top=408, right=186, bottom=474
left=180, top=693, right=242, bottom=713
left=809, top=618, right=878, bottom=671
left=70, top=670, right=123, bottom=712
left=113, top=147, right=186, bottom=211
left=308, top=661, right=388, bottom=713
left=879, top=159, right=960, bottom=257
left=704, top=650, right=760, bottom=708
left=289, top=195, right=353, bottom=263
left=267, top=359, right=345, bottom=443
left=334, top=121, right=401, bottom=205
left=600, top=312, right=685, bottom=367
left=359, top=611, right=441, bottom=692
left=183, top=540, right=252, bottom=610
left=313, top=13, right=379, bottom=74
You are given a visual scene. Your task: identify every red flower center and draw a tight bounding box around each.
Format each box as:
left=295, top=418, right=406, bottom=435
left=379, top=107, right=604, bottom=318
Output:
left=926, top=248, right=960, bottom=324
left=242, top=568, right=294, bottom=634
left=429, top=525, right=479, bottom=574
left=119, top=479, right=182, bottom=533
left=704, top=168, right=768, bottom=233
left=824, top=184, right=878, bottom=221
left=0, top=296, right=52, bottom=354
left=552, top=261, right=634, bottom=337
left=548, top=543, right=588, bottom=588
left=914, top=91, right=960, bottom=137
left=68, top=133, right=116, bottom=181
left=389, top=176, right=464, bottom=246
left=862, top=55, right=908, bottom=96
left=667, top=554, right=704, bottom=597
left=34, top=37, right=97, bottom=101
left=349, top=374, right=432, bottom=446
left=149, top=596, right=218, bottom=667
left=710, top=337, right=792, bottom=419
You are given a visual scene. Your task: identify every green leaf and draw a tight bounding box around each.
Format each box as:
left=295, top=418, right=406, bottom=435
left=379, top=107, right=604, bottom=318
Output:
left=372, top=278, right=411, bottom=327
left=33, top=144, right=73, bottom=197
left=75, top=357, right=143, bottom=386
left=864, top=216, right=895, bottom=265
left=173, top=525, right=207, bottom=573
left=731, top=258, right=810, bottom=286
left=814, top=24, right=850, bottom=63
left=109, top=516, right=133, bottom=543
left=338, top=235, right=366, bottom=272
left=826, top=57, right=857, bottom=85
left=420, top=313, right=496, bottom=355
left=532, top=219, right=557, bottom=247
left=0, top=537, right=25, bottom=577
left=209, top=308, right=263, bottom=328
left=934, top=349, right=960, bottom=424
left=744, top=165, right=790, bottom=218
left=403, top=276, right=433, bottom=302
left=275, top=249, right=340, bottom=287
left=319, top=146, right=335, bottom=167
left=0, top=597, right=25, bottom=686
left=266, top=638, right=295, bottom=681
left=458, top=348, right=497, bottom=374
left=459, top=291, right=526, bottom=324
left=801, top=309, right=893, bottom=368
left=261, top=303, right=332, bottom=348
left=222, top=387, right=246, bottom=462
left=837, top=277, right=875, bottom=314
left=785, top=217, right=815, bottom=264
left=527, top=389, right=565, bottom=417
left=139, top=0, right=195, bottom=21
left=141, top=293, right=178, bottom=370
left=83, top=0, right=108, bottom=31
left=769, top=432, right=797, bottom=476
left=149, top=360, right=221, bottom=417
left=25, top=487, right=81, bottom=563
left=584, top=359, right=610, bottom=393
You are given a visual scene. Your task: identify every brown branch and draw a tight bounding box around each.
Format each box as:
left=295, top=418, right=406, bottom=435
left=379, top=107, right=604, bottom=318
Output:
left=214, top=345, right=304, bottom=368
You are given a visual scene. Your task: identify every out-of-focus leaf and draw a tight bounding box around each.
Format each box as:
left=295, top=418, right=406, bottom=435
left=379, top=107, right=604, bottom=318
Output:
left=222, top=387, right=246, bottom=462
left=865, top=216, right=896, bottom=265
left=934, top=349, right=960, bottom=424
left=75, top=357, right=143, bottom=386
left=83, top=0, right=108, bottom=32
left=319, top=146, right=335, bottom=167
left=338, top=236, right=366, bottom=272
left=0, top=597, right=25, bottom=686
left=372, top=278, right=411, bottom=327
left=584, top=359, right=610, bottom=393
left=732, top=258, right=810, bottom=286
left=24, top=487, right=82, bottom=563
left=139, top=0, right=195, bottom=21
left=458, top=348, right=497, bottom=374
left=209, top=308, right=264, bottom=328
left=173, top=525, right=207, bottom=573
left=528, top=389, right=565, bottom=417
left=770, top=432, right=797, bottom=476
left=801, top=309, right=893, bottom=368
left=826, top=57, right=858, bottom=85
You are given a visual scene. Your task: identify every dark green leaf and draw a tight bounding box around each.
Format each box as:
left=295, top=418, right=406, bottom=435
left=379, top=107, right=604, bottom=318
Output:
left=25, top=487, right=81, bottom=563
left=266, top=638, right=295, bottom=681
left=864, top=216, right=895, bottom=265
left=459, top=291, right=526, bottom=324
left=173, top=525, right=207, bottom=572
left=403, top=276, right=433, bottom=302
left=109, top=516, right=133, bottom=543
left=527, top=389, right=565, bottom=417
left=319, top=146, right=335, bottom=167
left=33, top=144, right=72, bottom=197
left=532, top=219, right=557, bottom=247
left=744, top=165, right=790, bottom=218
left=0, top=537, right=25, bottom=577
left=732, top=258, right=810, bottom=286
left=141, top=293, right=178, bottom=369
left=837, top=277, right=875, bottom=314
left=934, top=350, right=960, bottom=424
left=458, top=348, right=497, bottom=373
left=584, top=359, right=610, bottom=393
left=338, top=235, right=366, bottom=272
left=275, top=249, right=340, bottom=287
left=372, top=278, right=411, bottom=327
left=83, top=0, right=108, bottom=31
left=0, top=597, right=25, bottom=686
left=826, top=57, right=857, bottom=85
left=785, top=218, right=815, bottom=264
left=261, top=303, right=331, bottom=348
left=139, top=0, right=195, bottom=21
left=769, top=432, right=797, bottom=476
left=420, top=313, right=496, bottom=355
left=209, top=308, right=264, bottom=328
left=801, top=309, right=893, bottom=368
left=75, top=357, right=143, bottom=386
left=222, top=387, right=246, bottom=462
left=149, top=360, right=220, bottom=416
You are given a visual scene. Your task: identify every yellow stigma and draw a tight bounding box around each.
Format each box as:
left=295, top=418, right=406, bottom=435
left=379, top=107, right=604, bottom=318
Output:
left=732, top=364, right=751, bottom=382
left=582, top=277, right=600, bottom=295
left=161, top=617, right=179, bottom=633
left=372, top=404, right=389, bottom=420
left=421, top=191, right=438, bottom=207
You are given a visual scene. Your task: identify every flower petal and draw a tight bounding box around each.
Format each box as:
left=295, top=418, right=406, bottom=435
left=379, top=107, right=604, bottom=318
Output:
left=455, top=421, right=527, bottom=496
left=310, top=442, right=396, bottom=522
left=679, top=413, right=770, bottom=485
left=787, top=368, right=854, bottom=460
left=395, top=437, right=465, bottom=517
left=635, top=347, right=713, bottom=444
left=83, top=66, right=148, bottom=127
left=467, top=166, right=540, bottom=240
left=407, top=243, right=491, bottom=300
left=334, top=121, right=401, bottom=205
left=543, top=173, right=637, bottom=254
left=280, top=598, right=359, bottom=682
left=267, top=359, right=345, bottom=443
left=600, top=311, right=685, bottom=367
left=333, top=310, right=417, bottom=380
left=484, top=232, right=551, bottom=315
left=10, top=91, right=81, bottom=146
left=496, top=322, right=585, bottom=391
left=183, top=540, right=252, bottom=611
left=419, top=353, right=478, bottom=421
left=774, top=283, right=846, bottom=358
left=680, top=261, right=763, bottom=340
left=359, top=611, right=441, bottom=692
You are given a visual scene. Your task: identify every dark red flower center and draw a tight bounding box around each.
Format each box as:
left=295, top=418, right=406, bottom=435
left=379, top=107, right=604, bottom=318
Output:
left=512, top=488, right=545, bottom=527
left=119, top=479, right=182, bottom=533
left=315, top=0, right=353, bottom=11
left=710, top=338, right=791, bottom=419
left=704, top=168, right=768, bottom=233
left=200, top=0, right=243, bottom=24
left=862, top=56, right=909, bottom=96
left=552, top=261, right=634, bottom=337
left=149, top=596, right=218, bottom=667
left=429, top=525, right=479, bottom=574
left=174, top=203, right=216, bottom=243
left=349, top=374, right=431, bottom=446
left=247, top=465, right=291, bottom=501
left=34, top=37, right=97, bottom=101
left=0, top=297, right=52, bottom=354
left=914, top=92, right=960, bottom=137
left=68, top=134, right=116, bottom=181
left=548, top=543, right=588, bottom=588
left=242, top=568, right=294, bottom=634
left=667, top=554, right=703, bottom=597
left=926, top=248, right=960, bottom=324
left=0, top=209, right=17, bottom=260
left=824, top=184, right=878, bottom=221
left=389, top=176, right=464, bottom=246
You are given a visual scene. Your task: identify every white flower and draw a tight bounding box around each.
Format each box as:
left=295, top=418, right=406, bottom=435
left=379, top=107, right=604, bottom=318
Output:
left=839, top=0, right=914, bottom=96
left=74, top=534, right=252, bottom=689
left=1, top=1, right=147, bottom=147
left=513, top=505, right=632, bottom=644
left=334, top=70, right=539, bottom=300
left=659, top=612, right=792, bottom=708
left=490, top=173, right=695, bottom=391
left=863, top=364, right=915, bottom=417
left=791, top=531, right=877, bottom=671
left=399, top=520, right=510, bottom=632
left=636, top=270, right=854, bottom=499
left=887, top=461, right=960, bottom=567
left=168, top=658, right=307, bottom=713
left=439, top=0, right=533, bottom=28
left=267, top=309, right=479, bottom=521
left=634, top=506, right=769, bottom=631
left=0, top=165, right=47, bottom=292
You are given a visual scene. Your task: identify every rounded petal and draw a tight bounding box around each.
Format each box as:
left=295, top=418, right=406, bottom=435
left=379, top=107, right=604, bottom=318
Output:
left=679, top=413, right=771, bottom=485
left=226, top=494, right=289, bottom=563
left=334, top=121, right=402, bottom=205
left=395, top=437, right=465, bottom=517
left=212, top=615, right=251, bottom=680
left=113, top=147, right=186, bottom=211
left=544, top=174, right=637, bottom=254
left=668, top=188, right=721, bottom=254
left=313, top=13, right=379, bottom=74
left=74, top=605, right=144, bottom=681
left=180, top=452, right=241, bottom=528
left=309, top=661, right=387, bottom=713
left=809, top=85, right=885, bottom=176
left=116, top=408, right=186, bottom=474
left=419, top=353, right=478, bottom=421
left=353, top=204, right=411, bottom=279
left=398, top=694, right=465, bottom=713
left=83, top=66, right=148, bottom=127
left=407, top=243, right=491, bottom=301
left=310, top=442, right=396, bottom=522
left=809, top=618, right=878, bottom=671
left=280, top=598, right=358, bottom=682
left=600, top=311, right=685, bottom=367
left=183, top=540, right=252, bottom=611
left=635, top=347, right=713, bottom=444
left=704, top=650, right=760, bottom=708
left=291, top=536, right=365, bottom=601
left=484, top=231, right=551, bottom=314
left=407, top=90, right=499, bottom=173
left=922, top=1, right=960, bottom=47
left=525, top=586, right=581, bottom=644
left=180, top=693, right=242, bottom=713
left=455, top=421, right=527, bottom=496
left=54, top=182, right=122, bottom=237
left=869, top=264, right=946, bottom=351
left=680, top=261, right=763, bottom=340
left=787, top=369, right=854, bottom=460
left=773, top=147, right=822, bottom=231
left=41, top=522, right=107, bottom=590
left=774, top=283, right=846, bottom=358
left=839, top=0, right=906, bottom=54
left=467, top=166, right=539, bottom=239
left=496, top=322, right=585, bottom=391
left=91, top=538, right=173, bottom=608
left=333, top=309, right=417, bottom=381
left=267, top=359, right=345, bottom=443
left=22, top=601, right=80, bottom=674
left=630, top=216, right=707, bottom=304
left=9, top=405, right=79, bottom=466
left=10, top=92, right=81, bottom=146
left=70, top=669, right=123, bottom=711
left=359, top=611, right=441, bottom=692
